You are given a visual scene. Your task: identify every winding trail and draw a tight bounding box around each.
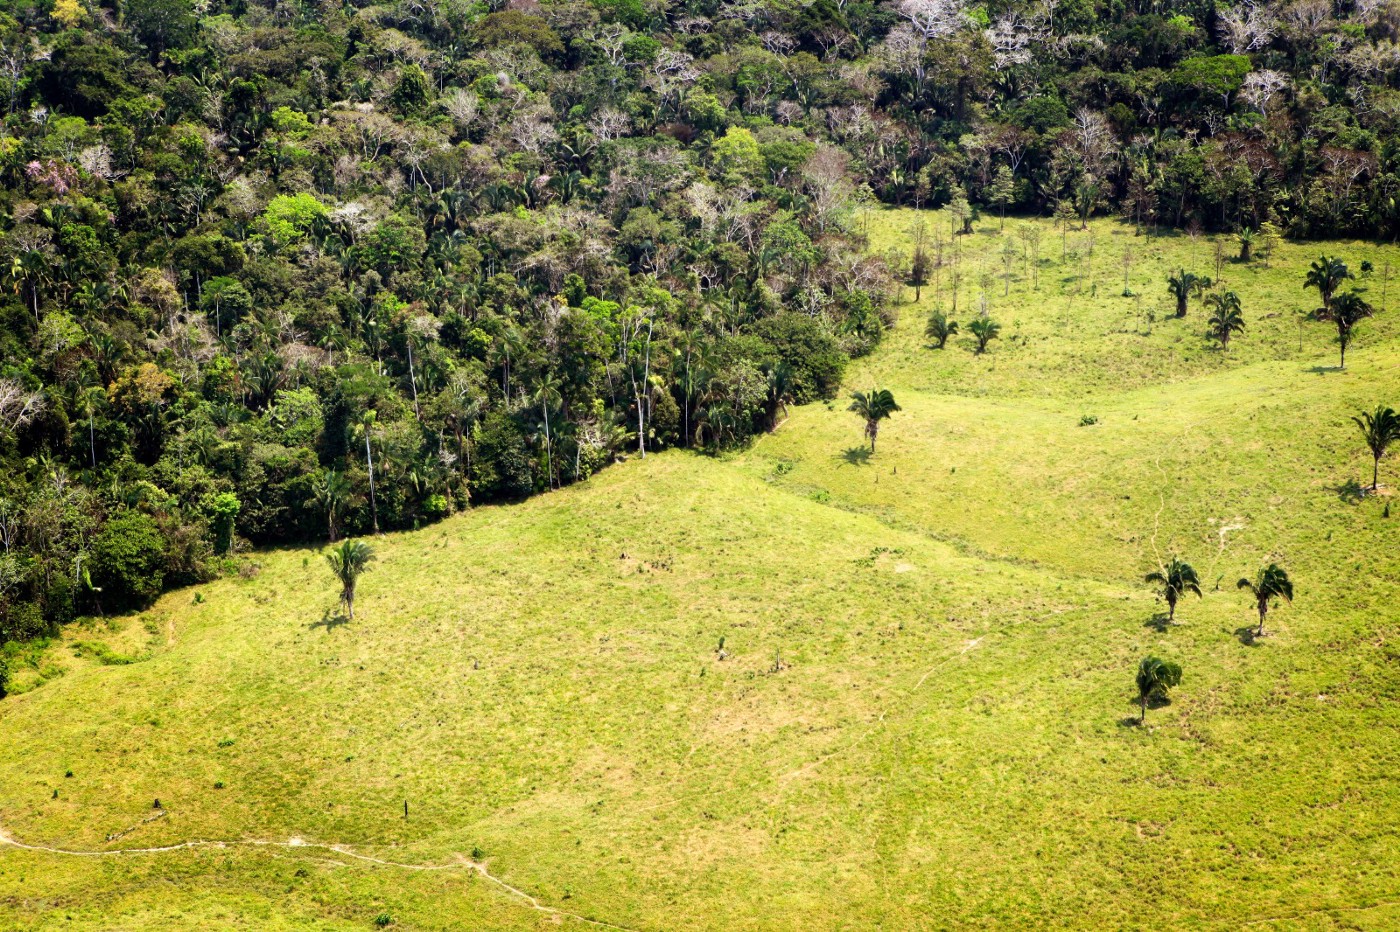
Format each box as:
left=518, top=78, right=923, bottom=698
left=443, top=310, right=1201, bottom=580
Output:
left=0, top=822, right=640, bottom=932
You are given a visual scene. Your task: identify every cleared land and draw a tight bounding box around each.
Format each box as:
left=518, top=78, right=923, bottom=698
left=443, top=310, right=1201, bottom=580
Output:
left=3, top=211, right=1400, bottom=930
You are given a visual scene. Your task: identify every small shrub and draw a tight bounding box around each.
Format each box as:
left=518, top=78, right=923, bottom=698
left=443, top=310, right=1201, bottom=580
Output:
left=213, top=780, right=225, bottom=789
left=374, top=913, right=394, bottom=927
left=217, top=738, right=235, bottom=748
left=470, top=845, right=485, bottom=860
left=1079, top=415, right=1098, bottom=426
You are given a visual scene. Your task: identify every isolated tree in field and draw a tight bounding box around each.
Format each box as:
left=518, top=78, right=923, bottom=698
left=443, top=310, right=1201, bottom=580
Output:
left=1236, top=228, right=1255, bottom=262
left=988, top=165, right=1015, bottom=229
left=326, top=538, right=374, bottom=621
left=1145, top=557, right=1202, bottom=624
left=1236, top=564, right=1293, bottom=638
left=848, top=389, right=900, bottom=453
left=1135, top=656, right=1182, bottom=724
left=925, top=311, right=957, bottom=348
left=1313, top=291, right=1374, bottom=369
left=910, top=221, right=930, bottom=301
left=313, top=468, right=350, bottom=542
left=1304, top=255, right=1351, bottom=316
left=1166, top=269, right=1209, bottom=317
left=967, top=317, right=1001, bottom=353
left=1205, top=290, right=1245, bottom=350
left=1352, top=405, right=1400, bottom=491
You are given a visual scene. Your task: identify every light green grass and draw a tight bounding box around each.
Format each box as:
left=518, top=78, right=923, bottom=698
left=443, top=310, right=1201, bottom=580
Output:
left=4, top=211, right=1400, bottom=930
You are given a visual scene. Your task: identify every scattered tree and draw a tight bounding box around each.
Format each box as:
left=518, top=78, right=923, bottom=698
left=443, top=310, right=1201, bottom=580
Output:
left=1145, top=557, right=1202, bottom=624
left=1236, top=564, right=1293, bottom=638
left=1352, top=405, right=1400, bottom=492
left=326, top=539, right=375, bottom=621
left=1166, top=269, right=1209, bottom=317
left=1205, top=291, right=1245, bottom=350
left=925, top=311, right=958, bottom=349
left=1313, top=291, right=1374, bottom=369
left=1135, top=656, right=1183, bottom=724
left=967, top=317, right=1001, bottom=353
left=848, top=389, right=901, bottom=453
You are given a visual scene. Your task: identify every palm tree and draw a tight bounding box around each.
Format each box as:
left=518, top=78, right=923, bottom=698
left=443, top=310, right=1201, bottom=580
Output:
left=848, top=389, right=901, bottom=453
left=1144, top=556, right=1202, bottom=624
left=1236, top=564, right=1293, bottom=638
left=1237, top=228, right=1255, bottom=262
left=925, top=311, right=958, bottom=349
left=313, top=468, right=350, bottom=542
left=1166, top=269, right=1209, bottom=317
left=1135, top=656, right=1182, bottom=724
left=352, top=410, right=380, bottom=534
left=1352, top=405, right=1400, bottom=491
left=1204, top=290, right=1245, bottom=350
left=1304, top=255, right=1351, bottom=316
left=967, top=317, right=1001, bottom=353
left=532, top=372, right=563, bottom=489
left=326, top=538, right=375, bottom=621
left=1314, top=291, right=1374, bottom=369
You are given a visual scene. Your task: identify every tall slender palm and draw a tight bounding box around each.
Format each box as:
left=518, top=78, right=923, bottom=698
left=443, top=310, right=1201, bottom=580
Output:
left=1166, top=269, right=1209, bottom=317
left=1304, top=255, right=1351, bottom=316
left=1314, top=291, right=1374, bottom=369
left=325, top=539, right=375, bottom=621
left=313, top=468, right=350, bottom=542
left=1352, top=405, right=1400, bottom=491
left=352, top=410, right=380, bottom=534
left=1204, top=290, right=1245, bottom=350
left=1236, top=564, right=1293, bottom=638
left=1135, top=656, right=1182, bottom=724
left=1144, top=556, right=1202, bottom=624
left=848, top=389, right=901, bottom=453
left=532, top=372, right=563, bottom=489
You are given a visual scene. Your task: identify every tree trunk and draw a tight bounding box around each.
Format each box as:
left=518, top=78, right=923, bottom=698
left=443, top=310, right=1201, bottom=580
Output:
left=366, top=433, right=379, bottom=535
left=1140, top=693, right=1147, bottom=724
left=1257, top=604, right=1266, bottom=638
left=1374, top=456, right=1381, bottom=492
left=1176, top=294, right=1187, bottom=317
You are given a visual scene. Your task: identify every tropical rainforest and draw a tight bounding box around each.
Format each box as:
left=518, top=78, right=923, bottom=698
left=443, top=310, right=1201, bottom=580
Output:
left=2, top=0, right=1399, bottom=674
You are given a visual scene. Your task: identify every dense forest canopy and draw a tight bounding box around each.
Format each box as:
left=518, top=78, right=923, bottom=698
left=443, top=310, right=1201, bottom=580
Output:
left=2, top=0, right=1400, bottom=669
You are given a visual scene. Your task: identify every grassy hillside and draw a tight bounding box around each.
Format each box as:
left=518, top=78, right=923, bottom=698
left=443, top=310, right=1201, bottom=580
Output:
left=4, top=212, right=1400, bottom=930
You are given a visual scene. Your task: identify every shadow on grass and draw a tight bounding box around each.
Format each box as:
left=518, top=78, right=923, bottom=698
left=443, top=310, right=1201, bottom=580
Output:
left=1119, top=694, right=1173, bottom=727
left=840, top=446, right=872, bottom=466
left=1234, top=626, right=1264, bottom=646
left=1307, top=364, right=1342, bottom=375
left=1335, top=478, right=1365, bottom=504
left=309, top=610, right=349, bottom=632
left=1143, top=612, right=1173, bottom=633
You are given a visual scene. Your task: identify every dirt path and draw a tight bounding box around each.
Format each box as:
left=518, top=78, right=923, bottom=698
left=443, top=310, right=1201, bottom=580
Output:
left=0, top=822, right=640, bottom=932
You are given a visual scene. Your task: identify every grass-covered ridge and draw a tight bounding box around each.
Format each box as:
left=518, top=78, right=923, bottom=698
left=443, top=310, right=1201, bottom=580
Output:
left=4, top=213, right=1400, bottom=929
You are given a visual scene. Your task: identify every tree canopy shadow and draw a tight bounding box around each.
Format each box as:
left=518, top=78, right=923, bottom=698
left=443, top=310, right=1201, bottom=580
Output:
left=1234, top=626, right=1264, bottom=646
left=839, top=446, right=872, bottom=466
left=1307, top=364, right=1341, bottom=375
left=309, top=610, right=349, bottom=632
left=1143, top=612, right=1173, bottom=633
left=1335, top=478, right=1364, bottom=504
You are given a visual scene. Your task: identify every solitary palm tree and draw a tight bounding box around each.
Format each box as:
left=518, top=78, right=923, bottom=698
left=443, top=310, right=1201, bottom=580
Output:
left=313, top=468, right=350, bottom=542
left=1205, top=291, right=1246, bottom=350
left=1304, top=255, right=1351, bottom=316
left=1167, top=269, right=1209, bottom=317
left=1352, top=405, right=1400, bottom=491
left=352, top=410, right=380, bottom=534
left=925, top=311, right=958, bottom=349
left=1135, top=656, right=1183, bottom=724
left=1145, top=557, right=1202, bottom=624
left=326, top=538, right=375, bottom=621
left=967, top=317, right=1001, bottom=353
left=848, top=389, right=900, bottom=453
left=1314, top=291, right=1375, bottom=369
left=1237, top=564, right=1293, bottom=638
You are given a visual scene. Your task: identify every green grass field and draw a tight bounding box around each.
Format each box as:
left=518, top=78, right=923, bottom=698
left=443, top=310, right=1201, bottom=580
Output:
left=4, top=211, right=1400, bottom=930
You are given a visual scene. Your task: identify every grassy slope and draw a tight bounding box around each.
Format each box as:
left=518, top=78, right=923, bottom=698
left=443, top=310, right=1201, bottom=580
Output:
left=4, top=212, right=1400, bottom=930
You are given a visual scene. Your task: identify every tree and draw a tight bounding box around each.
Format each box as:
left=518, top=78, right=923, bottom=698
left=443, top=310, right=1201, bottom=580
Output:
left=926, top=311, right=958, bottom=349
left=1304, top=255, right=1351, bottom=316
left=314, top=469, right=350, bottom=542
left=1313, top=291, right=1374, bottom=369
left=1135, top=656, right=1182, bottom=724
left=848, top=389, right=900, bottom=453
left=1351, top=405, right=1400, bottom=492
left=325, top=539, right=374, bottom=621
left=910, top=221, right=930, bottom=301
left=1236, top=229, right=1255, bottom=262
left=967, top=317, right=1001, bottom=353
left=90, top=511, right=167, bottom=612
left=1205, top=291, right=1245, bottom=350
left=353, top=410, right=381, bottom=534
left=1166, top=269, right=1209, bottom=317
left=988, top=166, right=1016, bottom=229
left=1236, top=564, right=1293, bottom=638
left=1144, top=557, right=1202, bottom=624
